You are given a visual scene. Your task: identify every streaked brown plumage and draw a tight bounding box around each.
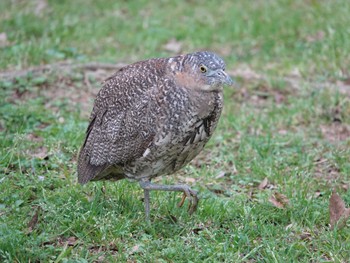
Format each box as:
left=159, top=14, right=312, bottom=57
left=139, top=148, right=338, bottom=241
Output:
left=78, top=51, right=233, bottom=219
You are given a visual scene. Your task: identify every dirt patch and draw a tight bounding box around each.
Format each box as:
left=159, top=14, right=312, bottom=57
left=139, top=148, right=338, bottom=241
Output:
left=2, top=64, right=122, bottom=118
left=39, top=72, right=103, bottom=117
left=314, top=158, right=341, bottom=183
left=320, top=123, right=350, bottom=143
left=229, top=65, right=350, bottom=97
left=226, top=80, right=293, bottom=114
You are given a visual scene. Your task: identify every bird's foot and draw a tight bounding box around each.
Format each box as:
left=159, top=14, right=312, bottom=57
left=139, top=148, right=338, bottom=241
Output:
left=177, top=187, right=198, bottom=215
left=139, top=180, right=199, bottom=218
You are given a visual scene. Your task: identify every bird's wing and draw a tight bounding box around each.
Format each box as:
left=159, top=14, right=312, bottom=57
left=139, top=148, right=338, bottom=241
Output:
left=78, top=61, right=165, bottom=183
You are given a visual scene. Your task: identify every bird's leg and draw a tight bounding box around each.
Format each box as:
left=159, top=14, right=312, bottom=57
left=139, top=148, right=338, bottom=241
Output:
left=139, top=180, right=199, bottom=218
left=101, top=181, right=106, bottom=196
left=143, top=188, right=151, bottom=221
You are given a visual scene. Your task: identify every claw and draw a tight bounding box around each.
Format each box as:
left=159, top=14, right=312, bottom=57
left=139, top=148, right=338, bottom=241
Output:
left=139, top=181, right=199, bottom=218
left=178, top=192, right=187, bottom=207
left=188, top=189, right=198, bottom=215
left=177, top=188, right=198, bottom=215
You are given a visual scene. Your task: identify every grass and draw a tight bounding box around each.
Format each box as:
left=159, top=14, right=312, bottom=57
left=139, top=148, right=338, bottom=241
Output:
left=1, top=0, right=350, bottom=262
left=1, top=0, right=350, bottom=78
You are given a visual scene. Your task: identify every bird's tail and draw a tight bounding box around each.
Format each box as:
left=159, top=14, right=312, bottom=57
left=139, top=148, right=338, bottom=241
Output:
left=77, top=147, right=108, bottom=184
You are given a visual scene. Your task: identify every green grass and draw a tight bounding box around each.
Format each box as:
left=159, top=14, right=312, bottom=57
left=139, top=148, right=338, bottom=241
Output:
left=1, top=0, right=350, bottom=262
left=1, top=0, right=350, bottom=78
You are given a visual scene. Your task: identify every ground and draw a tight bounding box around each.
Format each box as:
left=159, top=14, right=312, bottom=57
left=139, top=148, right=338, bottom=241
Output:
left=1, top=0, right=350, bottom=262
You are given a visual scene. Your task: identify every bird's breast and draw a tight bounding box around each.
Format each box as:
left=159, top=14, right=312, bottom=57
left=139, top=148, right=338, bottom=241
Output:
left=123, top=89, right=223, bottom=180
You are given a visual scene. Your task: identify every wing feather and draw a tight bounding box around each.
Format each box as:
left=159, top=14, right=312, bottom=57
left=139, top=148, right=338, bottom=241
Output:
left=77, top=59, right=166, bottom=183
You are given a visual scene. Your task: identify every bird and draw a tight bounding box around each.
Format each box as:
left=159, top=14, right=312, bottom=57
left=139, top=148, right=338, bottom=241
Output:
left=77, top=51, right=233, bottom=220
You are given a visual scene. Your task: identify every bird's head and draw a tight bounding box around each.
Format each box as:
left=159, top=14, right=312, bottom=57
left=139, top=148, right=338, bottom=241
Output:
left=175, top=51, right=234, bottom=92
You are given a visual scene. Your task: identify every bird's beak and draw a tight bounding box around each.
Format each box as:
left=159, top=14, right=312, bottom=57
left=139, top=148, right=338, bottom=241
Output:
left=218, top=70, right=234, bottom=86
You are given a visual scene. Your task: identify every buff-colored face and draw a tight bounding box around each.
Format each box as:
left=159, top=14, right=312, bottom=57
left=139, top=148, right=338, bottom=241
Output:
left=187, top=51, right=233, bottom=91
left=171, top=51, right=234, bottom=92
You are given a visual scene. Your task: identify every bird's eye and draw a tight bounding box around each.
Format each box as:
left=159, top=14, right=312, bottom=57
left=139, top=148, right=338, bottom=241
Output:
left=200, top=65, right=207, bottom=73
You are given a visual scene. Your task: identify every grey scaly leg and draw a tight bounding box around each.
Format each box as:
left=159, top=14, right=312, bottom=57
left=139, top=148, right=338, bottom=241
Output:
left=143, top=188, right=150, bottom=221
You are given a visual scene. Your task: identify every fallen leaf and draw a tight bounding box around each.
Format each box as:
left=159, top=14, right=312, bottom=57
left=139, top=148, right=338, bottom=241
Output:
left=258, top=177, right=268, bottom=190
left=162, top=39, right=182, bottom=53
left=184, top=177, right=196, bottom=183
left=314, top=190, right=323, bottom=198
left=30, top=146, right=48, bottom=159
left=97, top=255, right=105, bottom=263
left=329, top=192, right=345, bottom=223
left=320, top=123, right=350, bottom=143
left=305, top=30, right=325, bottom=43
left=34, top=0, right=48, bottom=16
left=299, top=232, right=312, bottom=241
left=206, top=184, right=225, bottom=194
left=27, top=206, right=41, bottom=233
left=167, top=213, right=177, bottom=223
left=215, top=171, right=227, bottom=179
left=66, top=236, right=78, bottom=246
left=278, top=129, right=288, bottom=135
left=329, top=191, right=350, bottom=230
left=177, top=175, right=196, bottom=184
left=231, top=164, right=238, bottom=174
left=285, top=223, right=293, bottom=230
left=289, top=67, right=301, bottom=78
left=130, top=245, right=141, bottom=254
left=269, top=192, right=289, bottom=209
left=192, top=227, right=203, bottom=235
left=342, top=77, right=350, bottom=86
left=0, top=32, right=9, bottom=48
left=89, top=242, right=118, bottom=254
left=192, top=221, right=213, bottom=235
left=274, top=93, right=286, bottom=104
left=247, top=190, right=255, bottom=200
left=26, top=133, right=43, bottom=142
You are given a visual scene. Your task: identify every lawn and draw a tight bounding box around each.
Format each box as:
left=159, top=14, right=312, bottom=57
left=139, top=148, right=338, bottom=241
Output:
left=1, top=0, right=350, bottom=262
